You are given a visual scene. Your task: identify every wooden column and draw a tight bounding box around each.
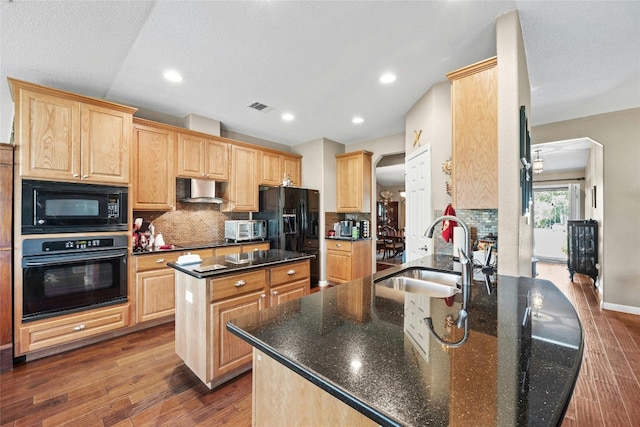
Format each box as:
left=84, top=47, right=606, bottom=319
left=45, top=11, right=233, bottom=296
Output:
left=0, top=144, right=14, bottom=372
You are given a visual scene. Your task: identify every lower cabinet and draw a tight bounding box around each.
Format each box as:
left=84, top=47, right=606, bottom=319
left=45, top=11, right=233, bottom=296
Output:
left=326, top=240, right=372, bottom=284
left=175, top=259, right=310, bottom=389
left=134, top=248, right=213, bottom=324
left=18, top=304, right=130, bottom=354
left=212, top=290, right=267, bottom=377
left=269, top=261, right=310, bottom=306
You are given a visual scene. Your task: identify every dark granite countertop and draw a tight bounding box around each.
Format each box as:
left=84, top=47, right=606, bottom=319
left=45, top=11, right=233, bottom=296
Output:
left=131, top=239, right=268, bottom=255
left=227, top=255, right=583, bottom=426
left=326, top=236, right=373, bottom=241
left=167, top=249, right=315, bottom=279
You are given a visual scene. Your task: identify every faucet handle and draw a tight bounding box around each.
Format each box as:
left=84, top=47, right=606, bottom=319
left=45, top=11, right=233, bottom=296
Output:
left=457, top=247, right=469, bottom=264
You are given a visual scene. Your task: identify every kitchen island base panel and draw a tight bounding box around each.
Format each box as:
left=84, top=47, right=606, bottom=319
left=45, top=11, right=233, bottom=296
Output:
left=253, top=349, right=378, bottom=427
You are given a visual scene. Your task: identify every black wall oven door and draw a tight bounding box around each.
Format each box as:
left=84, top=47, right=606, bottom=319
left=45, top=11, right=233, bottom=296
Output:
left=22, top=236, right=128, bottom=322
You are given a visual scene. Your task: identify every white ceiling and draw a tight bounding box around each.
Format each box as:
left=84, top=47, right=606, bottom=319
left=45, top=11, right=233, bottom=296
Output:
left=1, top=1, right=638, bottom=186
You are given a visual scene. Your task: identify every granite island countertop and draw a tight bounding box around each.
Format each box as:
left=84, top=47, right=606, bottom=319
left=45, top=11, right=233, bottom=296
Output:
left=167, top=249, right=315, bottom=280
left=227, top=255, right=584, bottom=426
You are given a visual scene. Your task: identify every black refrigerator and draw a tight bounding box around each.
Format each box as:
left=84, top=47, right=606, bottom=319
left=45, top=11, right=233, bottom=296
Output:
left=254, top=187, right=320, bottom=286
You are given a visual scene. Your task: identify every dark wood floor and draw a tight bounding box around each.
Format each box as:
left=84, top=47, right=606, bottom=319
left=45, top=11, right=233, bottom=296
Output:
left=1, top=263, right=638, bottom=426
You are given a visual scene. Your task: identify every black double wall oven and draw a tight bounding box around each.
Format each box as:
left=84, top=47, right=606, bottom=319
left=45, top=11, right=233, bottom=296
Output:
left=21, top=180, right=129, bottom=322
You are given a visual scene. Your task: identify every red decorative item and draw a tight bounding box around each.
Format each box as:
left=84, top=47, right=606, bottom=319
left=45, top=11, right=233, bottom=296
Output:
left=441, top=204, right=458, bottom=243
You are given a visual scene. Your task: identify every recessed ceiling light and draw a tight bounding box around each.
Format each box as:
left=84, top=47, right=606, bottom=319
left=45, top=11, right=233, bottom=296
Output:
left=163, top=70, right=183, bottom=83
left=352, top=116, right=364, bottom=124
left=282, top=113, right=294, bottom=121
left=379, top=73, right=396, bottom=84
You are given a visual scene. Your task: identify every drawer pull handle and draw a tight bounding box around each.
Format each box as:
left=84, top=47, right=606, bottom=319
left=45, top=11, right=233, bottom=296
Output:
left=261, top=293, right=266, bottom=299
left=336, top=244, right=341, bottom=247
left=287, top=269, right=296, bottom=275
left=73, top=324, right=87, bottom=332
left=235, top=280, right=246, bottom=287
left=156, top=258, right=166, bottom=263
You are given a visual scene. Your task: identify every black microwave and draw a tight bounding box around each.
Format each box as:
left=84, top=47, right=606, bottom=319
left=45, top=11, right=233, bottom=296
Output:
left=22, top=180, right=128, bottom=234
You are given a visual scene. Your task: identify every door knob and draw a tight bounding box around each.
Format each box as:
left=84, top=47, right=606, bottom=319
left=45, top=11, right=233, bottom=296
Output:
left=419, top=246, right=429, bottom=251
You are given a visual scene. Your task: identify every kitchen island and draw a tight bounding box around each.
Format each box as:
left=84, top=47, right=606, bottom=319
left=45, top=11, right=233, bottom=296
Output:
left=168, top=249, right=314, bottom=389
left=227, top=255, right=583, bottom=426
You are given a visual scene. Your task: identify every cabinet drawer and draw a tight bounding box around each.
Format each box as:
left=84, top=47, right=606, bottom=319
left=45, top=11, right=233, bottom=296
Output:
left=215, top=245, right=242, bottom=256
left=326, top=240, right=352, bottom=252
left=210, top=270, right=267, bottom=302
left=270, top=261, right=310, bottom=286
left=242, top=242, right=270, bottom=252
left=135, top=249, right=212, bottom=272
left=19, top=304, right=129, bottom=354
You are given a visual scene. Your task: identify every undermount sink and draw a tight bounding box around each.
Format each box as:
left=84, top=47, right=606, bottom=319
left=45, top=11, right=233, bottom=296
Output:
left=375, top=268, right=461, bottom=298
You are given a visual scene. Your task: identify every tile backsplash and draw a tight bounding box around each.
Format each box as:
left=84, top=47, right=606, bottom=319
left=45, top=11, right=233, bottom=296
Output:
left=432, top=209, right=498, bottom=255
left=134, top=203, right=249, bottom=245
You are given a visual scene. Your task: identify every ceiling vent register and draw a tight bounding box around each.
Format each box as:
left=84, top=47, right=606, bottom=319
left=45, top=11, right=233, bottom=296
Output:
left=247, top=101, right=274, bottom=113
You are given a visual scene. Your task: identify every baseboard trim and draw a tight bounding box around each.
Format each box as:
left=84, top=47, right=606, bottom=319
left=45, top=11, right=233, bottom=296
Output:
left=601, top=301, right=640, bottom=315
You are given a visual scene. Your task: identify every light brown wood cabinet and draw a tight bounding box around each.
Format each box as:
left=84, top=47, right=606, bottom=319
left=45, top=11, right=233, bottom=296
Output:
left=283, top=154, right=302, bottom=187
left=18, top=304, right=130, bottom=355
left=132, top=119, right=175, bottom=210
left=336, top=151, right=372, bottom=213
left=259, top=151, right=302, bottom=187
left=9, top=78, right=135, bottom=185
left=222, top=144, right=259, bottom=212
left=176, top=133, right=229, bottom=181
left=269, top=261, right=310, bottom=306
left=133, top=248, right=213, bottom=324
left=326, top=239, right=372, bottom=284
left=175, top=258, right=310, bottom=389
left=447, top=57, right=498, bottom=209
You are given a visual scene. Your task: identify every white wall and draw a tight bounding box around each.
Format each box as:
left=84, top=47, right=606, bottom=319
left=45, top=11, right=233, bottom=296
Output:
left=533, top=107, right=640, bottom=313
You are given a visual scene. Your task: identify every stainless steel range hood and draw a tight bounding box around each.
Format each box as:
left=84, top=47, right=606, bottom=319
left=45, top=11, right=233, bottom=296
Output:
left=177, top=178, right=224, bottom=204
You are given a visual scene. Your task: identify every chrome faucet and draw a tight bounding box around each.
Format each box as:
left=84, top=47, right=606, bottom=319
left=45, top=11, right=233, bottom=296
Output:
left=423, top=215, right=472, bottom=347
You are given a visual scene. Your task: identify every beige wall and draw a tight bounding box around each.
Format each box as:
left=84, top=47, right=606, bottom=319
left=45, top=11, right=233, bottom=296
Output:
left=294, top=137, right=343, bottom=284
left=496, top=10, right=532, bottom=278
left=532, top=107, right=640, bottom=313
left=405, top=81, right=452, bottom=216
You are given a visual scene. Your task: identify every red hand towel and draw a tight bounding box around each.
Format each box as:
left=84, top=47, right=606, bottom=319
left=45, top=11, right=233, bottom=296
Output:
left=441, top=204, right=458, bottom=243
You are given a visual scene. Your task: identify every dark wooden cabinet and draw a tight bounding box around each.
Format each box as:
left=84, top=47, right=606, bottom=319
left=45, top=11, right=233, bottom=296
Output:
left=377, top=201, right=399, bottom=230
left=0, top=144, right=13, bottom=372
left=567, top=220, right=598, bottom=285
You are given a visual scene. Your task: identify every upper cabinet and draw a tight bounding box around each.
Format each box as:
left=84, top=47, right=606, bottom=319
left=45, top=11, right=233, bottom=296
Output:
left=176, top=133, right=229, bottom=181
left=222, top=143, right=259, bottom=212
left=9, top=78, right=136, bottom=185
left=258, top=150, right=302, bottom=187
left=132, top=119, right=175, bottom=211
left=447, top=57, right=498, bottom=209
left=282, top=154, right=301, bottom=187
left=336, top=150, right=372, bottom=213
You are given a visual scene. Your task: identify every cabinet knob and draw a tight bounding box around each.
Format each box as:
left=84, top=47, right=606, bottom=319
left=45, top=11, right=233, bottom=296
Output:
left=73, top=173, right=79, bottom=178
left=272, top=290, right=278, bottom=296
left=261, top=293, right=266, bottom=299
left=82, top=174, right=89, bottom=179
left=336, top=244, right=341, bottom=248
left=155, top=258, right=165, bottom=263
left=73, top=324, right=87, bottom=331
left=235, top=280, right=246, bottom=287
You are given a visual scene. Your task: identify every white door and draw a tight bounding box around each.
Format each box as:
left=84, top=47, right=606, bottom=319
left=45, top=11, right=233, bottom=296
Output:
left=405, top=145, right=432, bottom=261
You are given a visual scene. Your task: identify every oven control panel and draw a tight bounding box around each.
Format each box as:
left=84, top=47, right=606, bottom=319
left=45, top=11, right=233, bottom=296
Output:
left=43, top=238, right=115, bottom=252
left=23, top=234, right=129, bottom=256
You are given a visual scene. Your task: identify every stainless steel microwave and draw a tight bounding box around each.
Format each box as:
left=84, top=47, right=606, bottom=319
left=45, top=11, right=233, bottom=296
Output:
left=21, top=180, right=128, bottom=234
left=224, top=220, right=266, bottom=242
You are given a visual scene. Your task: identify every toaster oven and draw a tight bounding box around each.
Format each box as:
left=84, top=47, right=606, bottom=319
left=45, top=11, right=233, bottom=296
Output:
left=224, top=220, right=267, bottom=242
